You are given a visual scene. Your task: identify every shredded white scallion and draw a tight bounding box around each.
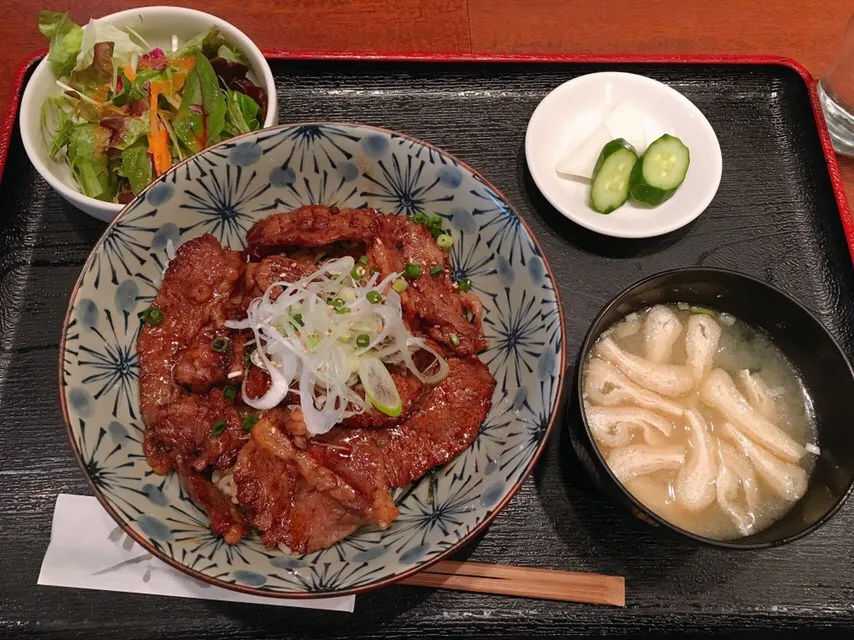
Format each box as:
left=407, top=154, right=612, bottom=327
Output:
left=225, top=257, right=449, bottom=436
left=805, top=443, right=821, bottom=456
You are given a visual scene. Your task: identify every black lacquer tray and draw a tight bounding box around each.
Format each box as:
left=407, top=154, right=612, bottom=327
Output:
left=1, top=52, right=853, bottom=637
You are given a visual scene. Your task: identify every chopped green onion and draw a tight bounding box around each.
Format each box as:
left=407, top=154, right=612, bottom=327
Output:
left=367, top=290, right=383, bottom=304
left=358, top=255, right=369, bottom=265
left=244, top=349, right=254, bottom=366
left=689, top=305, right=717, bottom=317
left=210, top=419, right=228, bottom=437
left=404, top=263, right=422, bottom=278
left=307, top=335, right=320, bottom=349
left=393, top=279, right=409, bottom=293
left=330, top=298, right=345, bottom=310
left=223, top=385, right=237, bottom=401
left=430, top=265, right=444, bottom=277
left=242, top=415, right=259, bottom=432
left=427, top=215, right=443, bottom=228
left=458, top=277, right=473, bottom=292
left=292, top=313, right=304, bottom=327
left=140, top=307, right=164, bottom=326
left=351, top=265, right=366, bottom=280
left=449, top=333, right=461, bottom=347
left=211, top=337, right=230, bottom=353
left=429, top=226, right=444, bottom=239
left=412, top=212, right=427, bottom=224
left=356, top=334, right=370, bottom=348
left=437, top=233, right=454, bottom=248
left=336, top=306, right=352, bottom=314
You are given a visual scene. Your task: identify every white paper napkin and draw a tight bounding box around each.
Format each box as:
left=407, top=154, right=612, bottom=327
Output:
left=38, top=494, right=355, bottom=612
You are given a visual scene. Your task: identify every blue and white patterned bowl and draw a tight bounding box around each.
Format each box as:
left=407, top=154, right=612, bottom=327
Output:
left=59, top=123, right=566, bottom=597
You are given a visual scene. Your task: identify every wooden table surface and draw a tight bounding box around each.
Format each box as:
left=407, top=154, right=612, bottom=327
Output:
left=3, top=0, right=854, bottom=205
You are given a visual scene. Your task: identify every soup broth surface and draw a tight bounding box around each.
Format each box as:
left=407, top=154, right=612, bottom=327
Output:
left=584, top=304, right=816, bottom=540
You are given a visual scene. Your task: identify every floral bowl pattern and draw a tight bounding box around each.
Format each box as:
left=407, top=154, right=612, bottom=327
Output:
left=59, top=123, right=566, bottom=597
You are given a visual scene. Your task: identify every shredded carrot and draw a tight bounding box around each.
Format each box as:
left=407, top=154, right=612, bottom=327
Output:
left=171, top=72, right=186, bottom=93
left=147, top=84, right=171, bottom=176
left=171, top=56, right=197, bottom=72
left=124, top=64, right=136, bottom=83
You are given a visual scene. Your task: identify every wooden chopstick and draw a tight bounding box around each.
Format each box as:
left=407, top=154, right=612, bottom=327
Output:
left=400, top=560, right=625, bottom=607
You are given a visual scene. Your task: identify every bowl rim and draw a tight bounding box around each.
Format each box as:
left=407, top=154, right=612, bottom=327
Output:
left=20, top=5, right=277, bottom=217
left=58, top=120, right=569, bottom=598
left=574, top=266, right=854, bottom=549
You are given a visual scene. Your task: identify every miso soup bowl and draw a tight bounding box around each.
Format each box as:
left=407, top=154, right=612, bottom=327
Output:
left=567, top=268, right=854, bottom=549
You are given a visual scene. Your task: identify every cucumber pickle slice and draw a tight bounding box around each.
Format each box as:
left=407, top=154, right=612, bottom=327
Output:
left=589, top=138, right=638, bottom=214
left=629, top=134, right=690, bottom=206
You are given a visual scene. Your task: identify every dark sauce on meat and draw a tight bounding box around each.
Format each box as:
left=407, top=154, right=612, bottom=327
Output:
left=137, top=206, right=495, bottom=553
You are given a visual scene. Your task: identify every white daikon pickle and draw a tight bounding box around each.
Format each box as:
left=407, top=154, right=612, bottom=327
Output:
left=555, top=124, right=612, bottom=180
left=604, top=102, right=647, bottom=153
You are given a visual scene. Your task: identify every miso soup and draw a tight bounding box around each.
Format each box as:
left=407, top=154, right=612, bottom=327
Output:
left=582, top=303, right=817, bottom=541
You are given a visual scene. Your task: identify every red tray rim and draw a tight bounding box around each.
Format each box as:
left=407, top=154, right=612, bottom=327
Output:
left=4, top=50, right=850, bottom=260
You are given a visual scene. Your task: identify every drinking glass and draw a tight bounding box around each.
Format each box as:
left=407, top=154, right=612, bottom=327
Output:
left=819, top=14, right=854, bottom=156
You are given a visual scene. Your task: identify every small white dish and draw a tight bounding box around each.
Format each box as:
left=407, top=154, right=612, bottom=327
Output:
left=20, top=6, right=277, bottom=223
left=525, top=72, right=722, bottom=239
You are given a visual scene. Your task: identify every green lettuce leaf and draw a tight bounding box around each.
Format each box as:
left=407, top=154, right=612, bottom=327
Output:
left=110, top=67, right=166, bottom=107
left=224, top=90, right=260, bottom=136
left=217, top=44, right=249, bottom=66
left=119, top=141, right=154, bottom=195
left=170, top=26, right=226, bottom=61
left=76, top=18, right=144, bottom=71
left=67, top=123, right=115, bottom=200
left=38, top=10, right=83, bottom=77
left=40, top=96, right=74, bottom=158
left=100, top=115, right=149, bottom=150
left=173, top=53, right=226, bottom=154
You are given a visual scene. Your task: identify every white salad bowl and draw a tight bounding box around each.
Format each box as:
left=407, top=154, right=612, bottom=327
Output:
left=525, top=72, right=722, bottom=239
left=20, top=6, right=277, bottom=223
